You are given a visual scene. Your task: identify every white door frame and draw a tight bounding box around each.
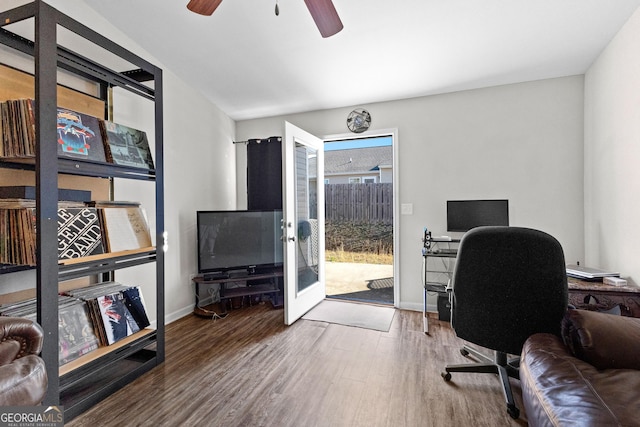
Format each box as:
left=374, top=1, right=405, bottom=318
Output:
left=322, top=128, right=399, bottom=307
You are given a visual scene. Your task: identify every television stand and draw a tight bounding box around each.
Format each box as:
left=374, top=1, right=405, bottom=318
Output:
left=192, top=268, right=284, bottom=317
left=203, top=272, right=229, bottom=281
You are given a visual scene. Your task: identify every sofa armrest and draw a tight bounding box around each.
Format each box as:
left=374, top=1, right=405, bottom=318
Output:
left=561, top=309, right=640, bottom=370
left=0, top=355, right=47, bottom=406
left=0, top=317, right=44, bottom=366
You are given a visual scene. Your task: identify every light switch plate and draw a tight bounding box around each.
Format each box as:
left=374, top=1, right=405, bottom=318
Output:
left=401, top=203, right=413, bottom=215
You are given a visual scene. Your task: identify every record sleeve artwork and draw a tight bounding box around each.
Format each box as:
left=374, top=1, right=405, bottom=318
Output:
left=122, top=286, right=150, bottom=329
left=57, top=208, right=105, bottom=259
left=100, top=207, right=152, bottom=252
left=58, top=298, right=100, bottom=365
left=56, top=108, right=107, bottom=162
left=102, top=121, right=154, bottom=170
left=97, top=292, right=140, bottom=345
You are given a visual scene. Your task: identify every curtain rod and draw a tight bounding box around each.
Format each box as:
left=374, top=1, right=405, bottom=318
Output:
left=232, top=136, right=282, bottom=145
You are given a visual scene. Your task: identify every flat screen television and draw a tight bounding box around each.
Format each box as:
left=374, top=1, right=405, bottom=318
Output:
left=197, top=210, right=283, bottom=275
left=447, top=199, right=509, bottom=232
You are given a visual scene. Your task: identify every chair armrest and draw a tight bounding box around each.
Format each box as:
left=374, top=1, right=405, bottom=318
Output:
left=0, top=317, right=44, bottom=366
left=561, top=309, right=640, bottom=370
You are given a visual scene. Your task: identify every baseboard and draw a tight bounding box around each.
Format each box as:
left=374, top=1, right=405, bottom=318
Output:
left=425, top=302, right=438, bottom=313
left=398, top=301, right=438, bottom=313
left=398, top=301, right=423, bottom=312
left=165, top=305, right=197, bottom=324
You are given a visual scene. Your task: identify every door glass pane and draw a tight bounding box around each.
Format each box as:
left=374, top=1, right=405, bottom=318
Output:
left=296, top=142, right=319, bottom=292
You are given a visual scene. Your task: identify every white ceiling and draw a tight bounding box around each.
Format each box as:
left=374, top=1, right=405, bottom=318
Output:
left=82, top=0, right=640, bottom=121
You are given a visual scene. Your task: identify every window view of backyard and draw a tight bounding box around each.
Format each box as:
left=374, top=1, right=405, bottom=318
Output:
left=322, top=136, right=394, bottom=305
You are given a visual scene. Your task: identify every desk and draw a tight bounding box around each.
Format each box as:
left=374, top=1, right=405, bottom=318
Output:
left=422, top=239, right=459, bottom=334
left=568, top=277, right=640, bottom=318
left=192, top=270, right=283, bottom=317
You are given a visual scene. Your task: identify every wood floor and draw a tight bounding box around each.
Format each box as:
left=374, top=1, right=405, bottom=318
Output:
left=67, top=303, right=528, bottom=427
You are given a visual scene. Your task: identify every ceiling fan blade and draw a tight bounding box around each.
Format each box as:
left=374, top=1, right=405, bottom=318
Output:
left=187, top=0, right=223, bottom=16
left=304, top=0, right=344, bottom=38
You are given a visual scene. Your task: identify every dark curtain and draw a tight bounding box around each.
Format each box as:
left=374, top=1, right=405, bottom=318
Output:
left=247, top=137, right=283, bottom=211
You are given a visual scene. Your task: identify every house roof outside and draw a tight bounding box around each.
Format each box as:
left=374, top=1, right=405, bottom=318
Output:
left=323, top=146, right=393, bottom=176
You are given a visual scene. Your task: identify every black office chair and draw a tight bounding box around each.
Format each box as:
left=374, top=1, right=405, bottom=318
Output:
left=441, top=226, right=568, bottom=419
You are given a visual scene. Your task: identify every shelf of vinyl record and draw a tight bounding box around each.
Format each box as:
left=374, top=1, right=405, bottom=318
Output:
left=0, top=98, right=155, bottom=172
left=0, top=195, right=154, bottom=270
left=0, top=65, right=153, bottom=180
left=0, top=193, right=156, bottom=368
left=0, top=279, right=155, bottom=372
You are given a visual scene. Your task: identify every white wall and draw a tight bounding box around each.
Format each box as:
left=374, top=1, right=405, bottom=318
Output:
left=237, top=76, right=585, bottom=310
left=30, top=1, right=237, bottom=323
left=584, top=7, right=640, bottom=286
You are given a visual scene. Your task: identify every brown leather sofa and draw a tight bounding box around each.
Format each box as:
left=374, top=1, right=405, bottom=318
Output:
left=0, top=317, right=48, bottom=405
left=520, top=309, right=640, bottom=426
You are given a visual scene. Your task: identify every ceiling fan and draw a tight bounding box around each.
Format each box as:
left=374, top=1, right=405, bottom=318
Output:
left=186, top=0, right=343, bottom=38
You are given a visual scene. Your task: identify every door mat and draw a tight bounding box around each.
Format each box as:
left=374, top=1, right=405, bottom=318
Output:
left=302, top=299, right=396, bottom=332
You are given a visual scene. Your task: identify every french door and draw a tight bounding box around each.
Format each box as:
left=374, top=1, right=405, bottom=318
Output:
left=282, top=121, right=325, bottom=325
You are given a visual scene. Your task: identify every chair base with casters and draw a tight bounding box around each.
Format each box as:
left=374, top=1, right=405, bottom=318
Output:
left=441, top=345, right=521, bottom=419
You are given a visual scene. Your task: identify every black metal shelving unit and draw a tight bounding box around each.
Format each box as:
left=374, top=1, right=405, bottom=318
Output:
left=0, top=1, right=165, bottom=420
left=422, top=239, right=459, bottom=334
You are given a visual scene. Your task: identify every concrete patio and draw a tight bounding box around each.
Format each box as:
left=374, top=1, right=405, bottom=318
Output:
left=325, top=261, right=394, bottom=305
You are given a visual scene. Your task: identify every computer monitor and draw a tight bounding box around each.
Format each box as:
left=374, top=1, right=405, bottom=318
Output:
left=447, top=199, right=509, bottom=232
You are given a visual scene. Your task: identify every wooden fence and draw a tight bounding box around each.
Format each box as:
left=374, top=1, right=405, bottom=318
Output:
left=322, top=183, right=393, bottom=224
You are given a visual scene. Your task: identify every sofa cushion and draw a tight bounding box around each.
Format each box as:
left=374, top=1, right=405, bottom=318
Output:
left=561, top=309, right=640, bottom=370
